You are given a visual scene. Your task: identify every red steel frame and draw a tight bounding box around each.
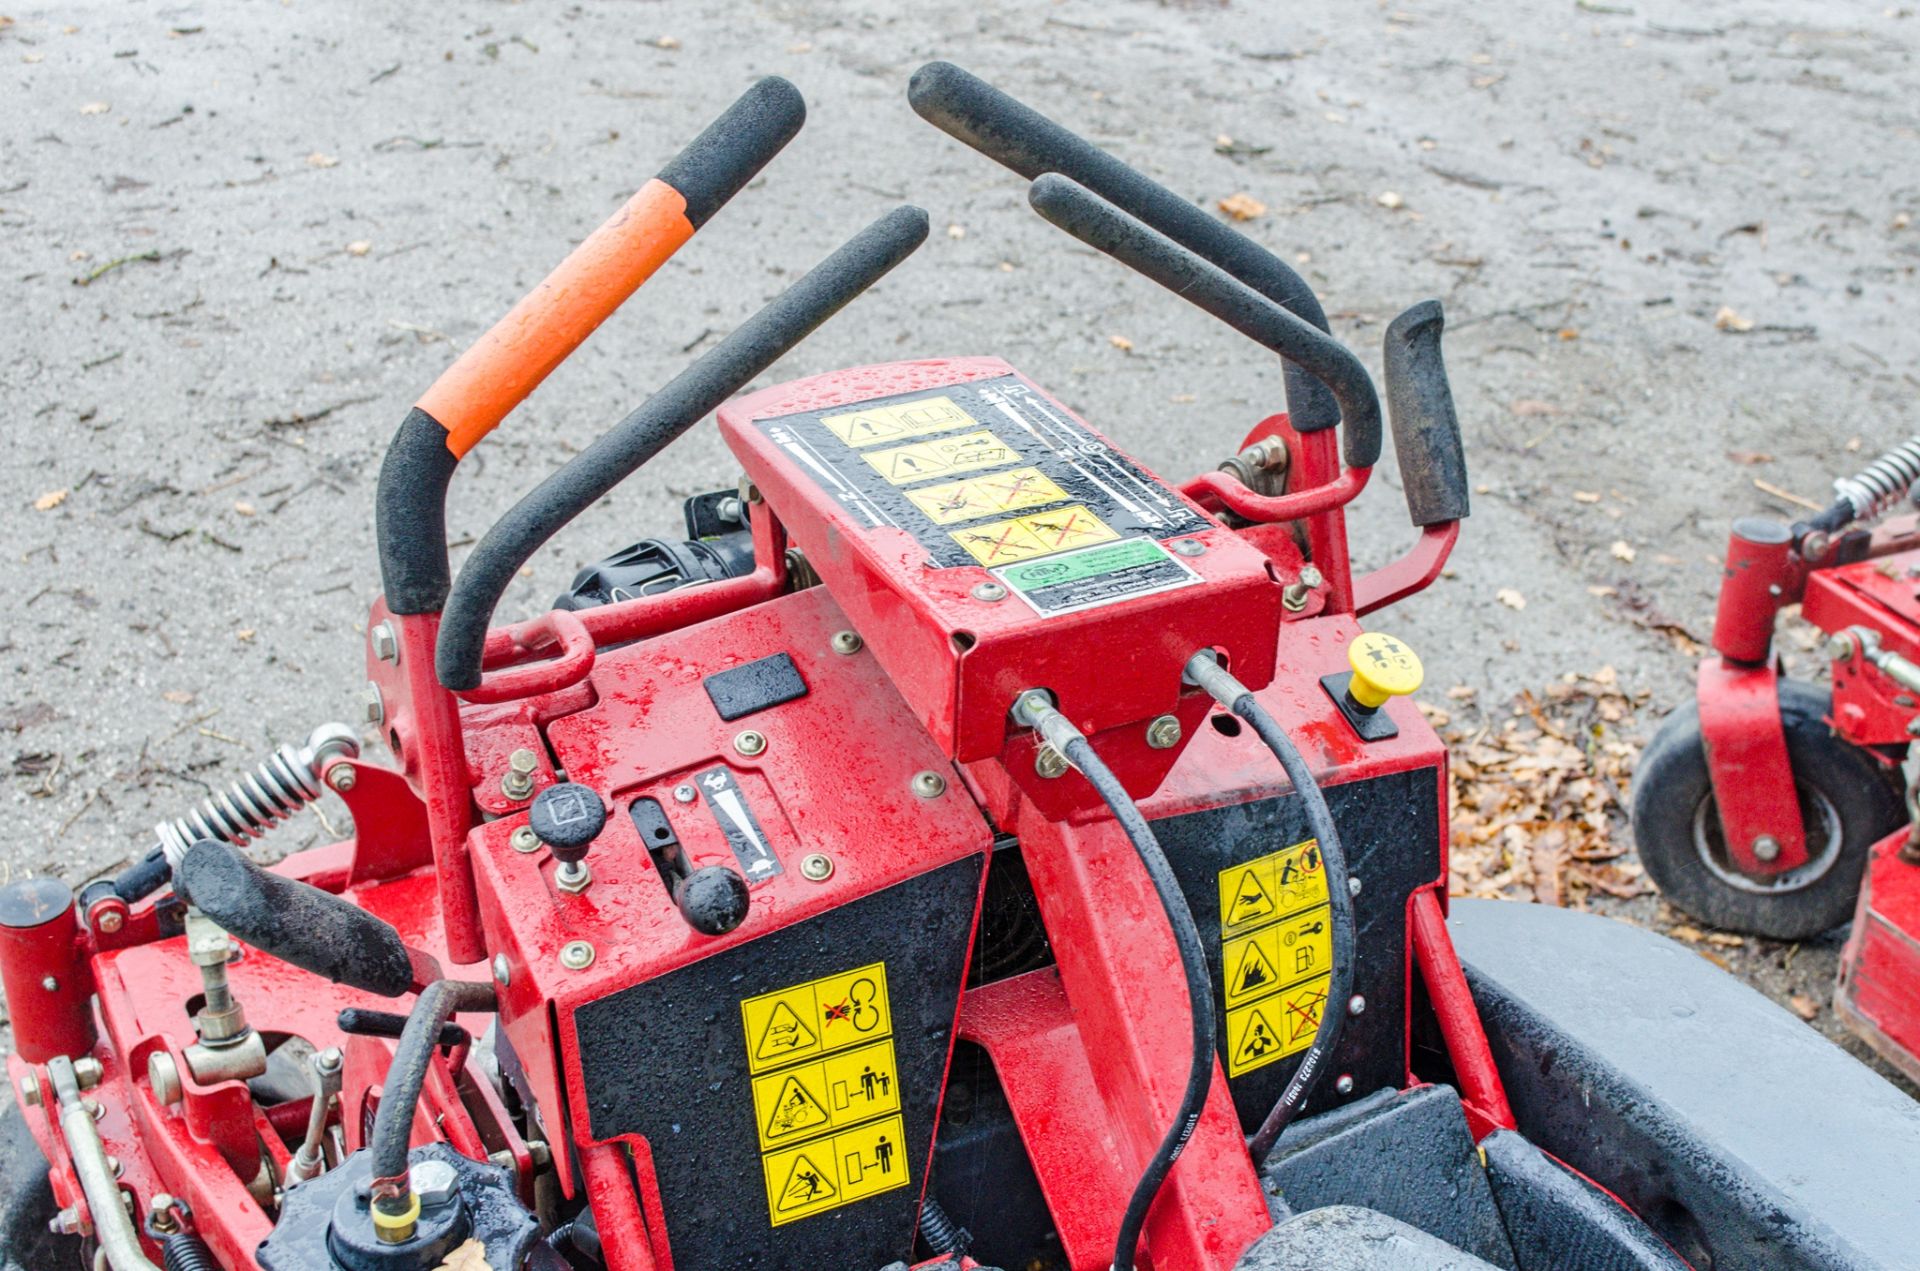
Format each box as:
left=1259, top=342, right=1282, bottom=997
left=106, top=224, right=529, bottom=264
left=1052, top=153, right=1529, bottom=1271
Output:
left=5, top=358, right=1506, bottom=1271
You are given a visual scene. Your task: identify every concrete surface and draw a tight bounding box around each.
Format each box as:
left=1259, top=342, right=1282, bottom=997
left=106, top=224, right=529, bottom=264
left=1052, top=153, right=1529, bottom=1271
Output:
left=1, top=2, right=1916, bottom=1076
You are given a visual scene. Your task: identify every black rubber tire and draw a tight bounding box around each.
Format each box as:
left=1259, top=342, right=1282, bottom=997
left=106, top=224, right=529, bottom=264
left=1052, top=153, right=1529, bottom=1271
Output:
left=1630, top=679, right=1907, bottom=941
left=0, top=1106, right=80, bottom=1271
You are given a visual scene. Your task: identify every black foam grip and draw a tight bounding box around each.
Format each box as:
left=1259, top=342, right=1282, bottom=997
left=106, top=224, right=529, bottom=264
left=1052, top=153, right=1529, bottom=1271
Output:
left=1029, top=175, right=1382, bottom=470
left=1382, top=300, right=1470, bottom=527
left=176, top=841, right=415, bottom=998
left=374, top=407, right=461, bottom=615
left=909, top=60, right=1339, bottom=433
left=658, top=76, right=806, bottom=229
left=434, top=204, right=931, bottom=691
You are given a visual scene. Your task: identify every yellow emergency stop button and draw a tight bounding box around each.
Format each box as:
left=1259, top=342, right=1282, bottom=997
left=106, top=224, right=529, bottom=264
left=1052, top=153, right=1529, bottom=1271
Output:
left=1347, top=633, right=1423, bottom=710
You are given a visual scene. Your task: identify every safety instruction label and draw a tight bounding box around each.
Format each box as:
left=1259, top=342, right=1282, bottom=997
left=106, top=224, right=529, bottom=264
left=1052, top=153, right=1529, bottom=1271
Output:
left=740, top=963, right=908, bottom=1224
left=905, top=466, right=1072, bottom=525
left=1217, top=839, right=1334, bottom=1077
left=862, top=430, right=1021, bottom=486
left=755, top=374, right=1210, bottom=610
left=822, top=395, right=977, bottom=447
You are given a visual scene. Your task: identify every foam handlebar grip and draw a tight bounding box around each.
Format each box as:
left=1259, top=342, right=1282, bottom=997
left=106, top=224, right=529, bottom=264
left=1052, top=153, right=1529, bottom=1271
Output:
left=433, top=205, right=931, bottom=691
left=1382, top=301, right=1470, bottom=527
left=908, top=60, right=1340, bottom=433
left=376, top=77, right=806, bottom=616
left=177, top=841, right=419, bottom=998
left=1028, top=174, right=1382, bottom=470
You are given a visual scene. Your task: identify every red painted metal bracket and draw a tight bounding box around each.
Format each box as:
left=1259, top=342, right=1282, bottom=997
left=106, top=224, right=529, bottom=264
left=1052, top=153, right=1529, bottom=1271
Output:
left=1696, top=656, right=1807, bottom=875
left=1354, top=523, right=1460, bottom=618
left=1837, top=828, right=1920, bottom=1086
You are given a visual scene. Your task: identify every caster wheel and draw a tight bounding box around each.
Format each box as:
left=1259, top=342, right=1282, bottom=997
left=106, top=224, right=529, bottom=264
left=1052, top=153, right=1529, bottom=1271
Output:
left=1630, top=679, right=1906, bottom=940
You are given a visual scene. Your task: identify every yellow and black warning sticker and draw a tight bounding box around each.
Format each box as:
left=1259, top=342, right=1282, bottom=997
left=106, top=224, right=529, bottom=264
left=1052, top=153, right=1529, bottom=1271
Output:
left=822, top=395, right=978, bottom=447
left=740, top=963, right=908, bottom=1225
left=949, top=505, right=1120, bottom=566
left=862, top=430, right=1021, bottom=486
left=1217, top=839, right=1335, bottom=1077
left=904, top=467, right=1072, bottom=525
left=762, top=1113, right=911, bottom=1226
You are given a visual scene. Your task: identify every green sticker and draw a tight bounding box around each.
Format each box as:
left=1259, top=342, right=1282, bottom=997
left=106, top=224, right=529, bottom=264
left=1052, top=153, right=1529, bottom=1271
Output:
left=994, top=537, right=1200, bottom=617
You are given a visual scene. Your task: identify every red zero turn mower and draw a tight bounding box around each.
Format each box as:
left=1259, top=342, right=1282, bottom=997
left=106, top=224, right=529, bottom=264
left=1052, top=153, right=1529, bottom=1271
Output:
left=4, top=66, right=1918, bottom=1271
left=1631, top=436, right=1920, bottom=1081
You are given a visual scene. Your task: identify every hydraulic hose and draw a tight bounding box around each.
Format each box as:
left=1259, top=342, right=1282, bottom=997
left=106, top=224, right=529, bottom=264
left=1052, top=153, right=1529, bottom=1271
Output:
left=367, top=980, right=498, bottom=1223
left=1011, top=694, right=1214, bottom=1271
left=1183, top=652, right=1355, bottom=1167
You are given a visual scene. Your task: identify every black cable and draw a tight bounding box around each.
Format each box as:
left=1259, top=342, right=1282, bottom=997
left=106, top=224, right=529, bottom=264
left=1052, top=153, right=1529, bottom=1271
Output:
left=367, top=980, right=498, bottom=1197
left=1057, top=735, right=1215, bottom=1271
left=1229, top=695, right=1357, bottom=1167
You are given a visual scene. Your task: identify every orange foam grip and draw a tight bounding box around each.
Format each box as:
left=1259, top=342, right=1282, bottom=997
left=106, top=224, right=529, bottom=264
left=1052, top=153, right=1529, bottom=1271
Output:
left=417, top=178, right=695, bottom=458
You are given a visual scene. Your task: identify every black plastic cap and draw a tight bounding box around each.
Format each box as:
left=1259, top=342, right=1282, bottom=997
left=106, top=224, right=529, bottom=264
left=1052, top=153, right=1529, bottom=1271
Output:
left=673, top=866, right=751, bottom=936
left=658, top=76, right=806, bottom=229
left=529, top=783, right=607, bottom=862
left=0, top=878, right=72, bottom=930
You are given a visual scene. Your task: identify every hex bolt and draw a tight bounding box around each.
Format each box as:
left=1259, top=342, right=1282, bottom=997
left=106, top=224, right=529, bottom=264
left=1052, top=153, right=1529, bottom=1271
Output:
left=148, top=1194, right=181, bottom=1235
left=734, top=730, right=768, bottom=757
left=831, top=630, right=864, bottom=656
left=1145, top=715, right=1182, bottom=750
left=492, top=954, right=511, bottom=987
left=1334, top=1074, right=1355, bottom=1096
left=18, top=1075, right=40, bottom=1107
left=327, top=763, right=357, bottom=793
left=1348, top=994, right=1367, bottom=1017
left=911, top=771, right=948, bottom=799
left=1825, top=634, right=1855, bottom=663
left=559, top=941, right=596, bottom=971
left=1035, top=744, right=1069, bottom=780
left=799, top=853, right=835, bottom=882
left=148, top=1053, right=182, bottom=1106
left=363, top=682, right=385, bottom=726
left=1348, top=876, right=1363, bottom=897
left=1283, top=565, right=1326, bottom=612
left=1753, top=835, right=1782, bottom=863
left=673, top=783, right=697, bottom=804
left=72, top=1056, right=102, bottom=1090
left=510, top=825, right=541, bottom=854
left=410, top=1159, right=461, bottom=1211
left=1171, top=538, right=1207, bottom=557
left=95, top=908, right=125, bottom=935
left=970, top=581, right=1008, bottom=602
left=501, top=749, right=539, bottom=801
left=369, top=622, right=399, bottom=664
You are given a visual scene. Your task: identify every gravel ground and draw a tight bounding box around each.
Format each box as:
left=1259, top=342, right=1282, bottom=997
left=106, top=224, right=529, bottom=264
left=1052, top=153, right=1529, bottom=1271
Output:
left=2, top=1, right=1917, bottom=1087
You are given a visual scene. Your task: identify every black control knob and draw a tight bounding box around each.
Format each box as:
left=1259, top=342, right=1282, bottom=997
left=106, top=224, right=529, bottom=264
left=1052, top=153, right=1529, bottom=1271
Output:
left=673, top=866, right=750, bottom=936
left=529, top=783, right=606, bottom=892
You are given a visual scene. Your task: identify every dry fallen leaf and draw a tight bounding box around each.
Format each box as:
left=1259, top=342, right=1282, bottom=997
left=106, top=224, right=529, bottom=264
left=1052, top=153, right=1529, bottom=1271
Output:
left=653, top=34, right=681, bottom=49
left=1109, top=334, right=1134, bottom=353
left=1894, top=212, right=1912, bottom=231
left=79, top=101, right=110, bottom=115
left=236, top=629, right=257, bottom=642
left=1496, top=588, right=1527, bottom=610
left=1726, top=450, right=1773, bottom=466
left=1557, top=327, right=1580, bottom=341
left=33, top=489, right=69, bottom=512
left=946, top=223, right=966, bottom=240
left=437, top=1239, right=492, bottom=1271
left=234, top=501, right=257, bottom=517
left=1669, top=925, right=1704, bottom=943
left=1790, top=994, right=1820, bottom=1021
left=161, top=690, right=195, bottom=705
left=1572, top=490, right=1602, bottom=503
left=1610, top=540, right=1636, bottom=563
left=1714, top=305, right=1756, bottom=333
left=1217, top=192, right=1267, bottom=221
left=1377, top=190, right=1406, bottom=210
left=1509, top=399, right=1562, bottom=417
left=306, top=152, right=340, bottom=168
left=345, top=240, right=373, bottom=257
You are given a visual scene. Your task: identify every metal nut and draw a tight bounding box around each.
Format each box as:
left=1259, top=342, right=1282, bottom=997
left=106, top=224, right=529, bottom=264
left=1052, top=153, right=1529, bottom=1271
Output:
left=327, top=763, right=357, bottom=793
left=556, top=862, right=592, bottom=895
left=501, top=748, right=538, bottom=801
left=799, top=853, right=834, bottom=882
left=1034, top=744, right=1069, bottom=780
left=363, top=682, right=385, bottom=726
left=1752, top=835, right=1782, bottom=863
left=72, top=1056, right=102, bottom=1090
left=1825, top=634, right=1855, bottom=663
left=733, top=730, right=768, bottom=757
left=1145, top=715, right=1182, bottom=750
left=1334, top=1074, right=1355, bottom=1096
left=1170, top=538, right=1207, bottom=557
left=831, top=630, right=864, bottom=656
left=510, top=825, right=541, bottom=854
left=1348, top=994, right=1367, bottom=1017
left=94, top=907, right=125, bottom=935
left=148, top=1052, right=182, bottom=1106
left=370, top=621, right=399, bottom=664
left=911, top=771, right=947, bottom=799
left=1348, top=876, right=1363, bottom=897
left=559, top=941, right=595, bottom=971
left=410, top=1159, right=461, bottom=1210
left=970, top=581, right=1008, bottom=602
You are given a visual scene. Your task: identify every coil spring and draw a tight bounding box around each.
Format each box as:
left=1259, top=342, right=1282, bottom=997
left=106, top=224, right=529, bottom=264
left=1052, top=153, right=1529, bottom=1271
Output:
left=154, top=722, right=359, bottom=868
left=1833, top=435, right=1920, bottom=523
left=918, top=1196, right=970, bottom=1256
left=160, top=1234, right=218, bottom=1271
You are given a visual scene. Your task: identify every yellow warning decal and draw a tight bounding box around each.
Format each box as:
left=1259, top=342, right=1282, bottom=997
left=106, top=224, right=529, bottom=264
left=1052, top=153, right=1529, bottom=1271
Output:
left=1224, top=974, right=1332, bottom=1077
left=862, top=430, right=1021, bottom=486
left=762, top=1113, right=910, bottom=1226
left=1218, top=838, right=1326, bottom=937
left=750, top=1038, right=902, bottom=1151
left=741, top=962, right=892, bottom=1075
left=949, top=505, right=1120, bottom=566
left=1221, top=910, right=1332, bottom=1009
left=904, top=467, right=1072, bottom=526
left=822, top=395, right=978, bottom=447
